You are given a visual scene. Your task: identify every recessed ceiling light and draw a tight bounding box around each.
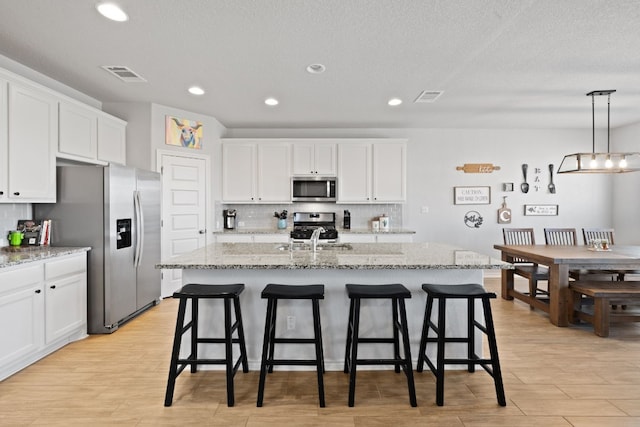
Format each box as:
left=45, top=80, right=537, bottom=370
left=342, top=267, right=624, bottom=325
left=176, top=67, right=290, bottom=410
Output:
left=188, top=86, right=205, bottom=95
left=306, top=64, right=326, bottom=74
left=96, top=2, right=128, bottom=22
left=388, top=98, right=403, bottom=106
left=265, top=97, right=279, bottom=106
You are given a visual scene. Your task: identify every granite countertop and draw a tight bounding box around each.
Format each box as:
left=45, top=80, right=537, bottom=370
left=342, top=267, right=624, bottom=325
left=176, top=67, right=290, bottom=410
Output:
left=0, top=246, right=91, bottom=269
left=212, top=228, right=415, bottom=235
left=157, top=242, right=511, bottom=270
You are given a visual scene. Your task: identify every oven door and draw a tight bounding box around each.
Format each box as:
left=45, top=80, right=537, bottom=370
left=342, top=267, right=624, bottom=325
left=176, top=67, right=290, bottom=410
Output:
left=291, top=177, right=336, bottom=202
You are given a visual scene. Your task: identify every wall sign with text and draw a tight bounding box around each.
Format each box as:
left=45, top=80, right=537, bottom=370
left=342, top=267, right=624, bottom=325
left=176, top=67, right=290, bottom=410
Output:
left=524, top=204, right=559, bottom=216
left=454, top=186, right=491, bottom=205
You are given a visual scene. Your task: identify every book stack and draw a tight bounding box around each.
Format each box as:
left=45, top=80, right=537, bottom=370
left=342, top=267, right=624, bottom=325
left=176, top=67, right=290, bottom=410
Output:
left=16, top=219, right=52, bottom=246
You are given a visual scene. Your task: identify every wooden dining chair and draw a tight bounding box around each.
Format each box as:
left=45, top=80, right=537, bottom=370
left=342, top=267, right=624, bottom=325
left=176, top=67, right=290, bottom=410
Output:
left=545, top=228, right=617, bottom=282
left=502, top=228, right=549, bottom=309
left=544, top=228, right=578, bottom=245
left=582, top=228, right=615, bottom=246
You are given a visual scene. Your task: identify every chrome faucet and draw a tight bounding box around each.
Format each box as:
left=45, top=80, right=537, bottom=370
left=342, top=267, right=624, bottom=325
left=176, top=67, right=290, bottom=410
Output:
left=310, top=227, right=325, bottom=252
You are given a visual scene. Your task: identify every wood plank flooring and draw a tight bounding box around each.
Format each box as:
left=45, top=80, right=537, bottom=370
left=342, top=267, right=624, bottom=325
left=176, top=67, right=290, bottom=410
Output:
left=1, top=278, right=639, bottom=426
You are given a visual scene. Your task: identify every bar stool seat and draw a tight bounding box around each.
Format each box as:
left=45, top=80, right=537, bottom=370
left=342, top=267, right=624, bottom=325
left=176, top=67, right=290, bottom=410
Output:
left=344, top=283, right=417, bottom=407
left=164, top=283, right=248, bottom=407
left=417, top=283, right=506, bottom=406
left=257, top=284, right=325, bottom=407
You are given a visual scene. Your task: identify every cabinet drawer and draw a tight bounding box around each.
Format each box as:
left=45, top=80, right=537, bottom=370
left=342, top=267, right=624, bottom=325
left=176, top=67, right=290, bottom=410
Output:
left=0, top=264, right=43, bottom=293
left=45, top=254, right=86, bottom=280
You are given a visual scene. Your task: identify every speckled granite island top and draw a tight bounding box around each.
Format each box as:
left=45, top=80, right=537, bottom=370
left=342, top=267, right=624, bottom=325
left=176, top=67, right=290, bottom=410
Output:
left=157, top=242, right=511, bottom=270
left=0, top=246, right=91, bottom=269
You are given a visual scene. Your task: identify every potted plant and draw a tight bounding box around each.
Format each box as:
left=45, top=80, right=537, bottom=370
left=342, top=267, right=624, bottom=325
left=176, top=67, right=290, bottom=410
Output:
left=274, top=210, right=288, bottom=229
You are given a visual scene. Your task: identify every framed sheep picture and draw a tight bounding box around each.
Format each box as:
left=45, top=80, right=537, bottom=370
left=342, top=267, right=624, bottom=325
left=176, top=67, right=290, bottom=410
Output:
left=165, top=116, right=203, bottom=149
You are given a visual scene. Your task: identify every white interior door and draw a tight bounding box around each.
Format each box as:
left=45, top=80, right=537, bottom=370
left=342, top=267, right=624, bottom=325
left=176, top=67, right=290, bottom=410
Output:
left=160, top=154, right=207, bottom=297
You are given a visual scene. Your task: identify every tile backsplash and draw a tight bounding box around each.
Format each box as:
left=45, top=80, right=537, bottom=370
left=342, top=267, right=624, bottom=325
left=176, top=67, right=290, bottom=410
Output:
left=218, top=202, right=403, bottom=230
left=0, top=203, right=32, bottom=246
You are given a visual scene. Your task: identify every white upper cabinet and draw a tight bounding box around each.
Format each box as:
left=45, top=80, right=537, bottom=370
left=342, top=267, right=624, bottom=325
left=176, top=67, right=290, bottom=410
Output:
left=7, top=82, right=57, bottom=202
left=292, top=142, right=336, bottom=175
left=337, top=140, right=406, bottom=203
left=97, top=112, right=126, bottom=165
left=372, top=142, right=406, bottom=202
left=338, top=143, right=371, bottom=202
left=59, top=101, right=98, bottom=160
left=257, top=143, right=291, bottom=202
left=58, top=101, right=126, bottom=165
left=222, top=142, right=256, bottom=202
left=0, top=78, right=7, bottom=201
left=222, top=140, right=291, bottom=203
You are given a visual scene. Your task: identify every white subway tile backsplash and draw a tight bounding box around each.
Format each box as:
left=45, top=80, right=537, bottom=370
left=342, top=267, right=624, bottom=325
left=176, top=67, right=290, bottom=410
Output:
left=219, top=203, right=403, bottom=230
left=0, top=204, right=32, bottom=246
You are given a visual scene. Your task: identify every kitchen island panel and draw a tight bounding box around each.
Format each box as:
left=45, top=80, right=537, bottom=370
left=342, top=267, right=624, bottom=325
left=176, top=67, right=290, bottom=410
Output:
left=180, top=267, right=483, bottom=371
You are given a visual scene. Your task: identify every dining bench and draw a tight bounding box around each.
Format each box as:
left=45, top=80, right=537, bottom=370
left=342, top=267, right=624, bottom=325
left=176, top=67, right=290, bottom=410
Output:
left=568, top=281, right=640, bottom=337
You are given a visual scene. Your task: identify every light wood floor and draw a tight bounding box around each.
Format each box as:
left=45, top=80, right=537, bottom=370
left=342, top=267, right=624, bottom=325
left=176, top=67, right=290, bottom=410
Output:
left=1, top=278, right=640, bottom=426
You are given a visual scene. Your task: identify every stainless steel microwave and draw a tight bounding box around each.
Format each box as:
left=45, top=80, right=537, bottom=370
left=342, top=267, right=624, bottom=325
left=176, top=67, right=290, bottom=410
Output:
left=291, top=176, right=337, bottom=202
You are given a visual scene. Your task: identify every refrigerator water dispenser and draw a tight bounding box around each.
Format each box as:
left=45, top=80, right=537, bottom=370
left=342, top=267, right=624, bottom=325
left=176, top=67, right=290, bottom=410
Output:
left=116, top=218, right=132, bottom=249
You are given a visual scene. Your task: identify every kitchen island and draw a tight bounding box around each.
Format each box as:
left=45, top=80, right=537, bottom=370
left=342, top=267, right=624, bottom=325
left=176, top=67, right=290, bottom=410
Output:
left=157, top=242, right=511, bottom=370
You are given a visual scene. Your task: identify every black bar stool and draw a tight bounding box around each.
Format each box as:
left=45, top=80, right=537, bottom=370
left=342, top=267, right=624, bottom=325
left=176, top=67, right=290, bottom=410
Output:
left=257, top=284, right=325, bottom=407
left=164, top=283, right=248, bottom=407
left=416, top=283, right=506, bottom=406
left=344, top=283, right=417, bottom=407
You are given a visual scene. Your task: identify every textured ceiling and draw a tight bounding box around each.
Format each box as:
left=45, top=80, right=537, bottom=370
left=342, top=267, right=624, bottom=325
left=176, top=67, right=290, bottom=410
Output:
left=1, top=0, right=640, bottom=130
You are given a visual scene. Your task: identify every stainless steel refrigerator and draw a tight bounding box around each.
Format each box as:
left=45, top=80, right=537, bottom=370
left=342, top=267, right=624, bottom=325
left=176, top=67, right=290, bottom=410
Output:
left=35, top=164, right=161, bottom=334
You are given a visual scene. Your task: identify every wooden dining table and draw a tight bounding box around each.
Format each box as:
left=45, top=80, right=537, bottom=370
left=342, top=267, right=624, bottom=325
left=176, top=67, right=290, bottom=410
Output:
left=493, top=244, right=640, bottom=326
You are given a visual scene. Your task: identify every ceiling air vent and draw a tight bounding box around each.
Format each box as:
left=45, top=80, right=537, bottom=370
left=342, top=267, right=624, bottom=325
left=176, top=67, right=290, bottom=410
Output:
left=101, top=65, right=147, bottom=83
left=414, top=90, right=443, bottom=103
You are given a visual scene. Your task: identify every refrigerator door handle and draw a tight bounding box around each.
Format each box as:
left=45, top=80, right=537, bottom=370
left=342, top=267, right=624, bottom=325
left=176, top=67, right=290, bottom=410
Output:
left=134, top=190, right=144, bottom=268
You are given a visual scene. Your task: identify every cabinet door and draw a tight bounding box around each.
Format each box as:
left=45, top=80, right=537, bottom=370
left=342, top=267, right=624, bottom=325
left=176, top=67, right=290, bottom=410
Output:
left=292, top=143, right=315, bottom=175
left=97, top=113, right=126, bottom=164
left=8, top=83, right=57, bottom=201
left=222, top=143, right=256, bottom=202
left=45, top=273, right=87, bottom=344
left=372, top=143, right=406, bottom=202
left=58, top=101, right=97, bottom=160
left=257, top=143, right=291, bottom=202
left=337, top=143, right=371, bottom=203
left=314, top=143, right=337, bottom=175
left=0, top=265, right=45, bottom=369
left=0, top=78, right=7, bottom=201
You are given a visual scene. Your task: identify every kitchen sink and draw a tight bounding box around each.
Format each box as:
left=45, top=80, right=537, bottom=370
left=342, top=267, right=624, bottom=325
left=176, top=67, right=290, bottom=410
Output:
left=275, top=243, right=353, bottom=251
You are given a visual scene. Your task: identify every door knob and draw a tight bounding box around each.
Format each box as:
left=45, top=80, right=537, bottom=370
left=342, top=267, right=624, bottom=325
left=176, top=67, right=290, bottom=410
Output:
left=199, top=230, right=206, bottom=234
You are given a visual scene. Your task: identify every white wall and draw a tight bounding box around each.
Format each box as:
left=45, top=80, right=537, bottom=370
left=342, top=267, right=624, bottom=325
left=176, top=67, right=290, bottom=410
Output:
left=227, top=127, right=612, bottom=257
left=611, top=120, right=640, bottom=244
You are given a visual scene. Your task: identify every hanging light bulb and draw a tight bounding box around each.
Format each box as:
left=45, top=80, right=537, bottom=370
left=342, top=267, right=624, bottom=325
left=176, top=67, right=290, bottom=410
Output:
left=605, top=154, right=613, bottom=168
left=590, top=154, right=598, bottom=168
left=620, top=156, right=628, bottom=168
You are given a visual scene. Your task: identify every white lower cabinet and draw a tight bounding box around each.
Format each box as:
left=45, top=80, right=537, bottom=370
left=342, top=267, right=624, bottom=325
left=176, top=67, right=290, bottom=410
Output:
left=339, top=233, right=414, bottom=243
left=45, top=255, right=87, bottom=344
left=0, top=265, right=45, bottom=373
left=0, top=252, right=87, bottom=380
left=214, top=234, right=289, bottom=243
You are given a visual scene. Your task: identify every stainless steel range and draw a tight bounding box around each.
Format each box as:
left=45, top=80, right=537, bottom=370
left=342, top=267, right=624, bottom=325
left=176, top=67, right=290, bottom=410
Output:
left=290, top=212, right=338, bottom=242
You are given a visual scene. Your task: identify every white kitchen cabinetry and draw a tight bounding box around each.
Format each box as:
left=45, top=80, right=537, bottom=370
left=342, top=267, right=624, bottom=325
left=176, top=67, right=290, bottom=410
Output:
left=58, top=101, right=98, bottom=160
left=292, top=142, right=337, bottom=175
left=0, top=78, right=7, bottom=201
left=339, top=233, right=413, bottom=243
left=58, top=101, right=126, bottom=165
left=0, top=253, right=87, bottom=381
left=214, top=233, right=289, bottom=243
left=97, top=112, right=126, bottom=165
left=6, top=82, right=57, bottom=202
left=0, top=265, right=45, bottom=375
left=222, top=140, right=291, bottom=203
left=337, top=141, right=406, bottom=203
left=44, top=255, right=87, bottom=344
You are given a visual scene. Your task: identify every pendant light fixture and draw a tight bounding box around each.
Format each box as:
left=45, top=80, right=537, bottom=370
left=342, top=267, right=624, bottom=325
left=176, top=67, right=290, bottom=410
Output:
left=558, top=90, right=640, bottom=173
